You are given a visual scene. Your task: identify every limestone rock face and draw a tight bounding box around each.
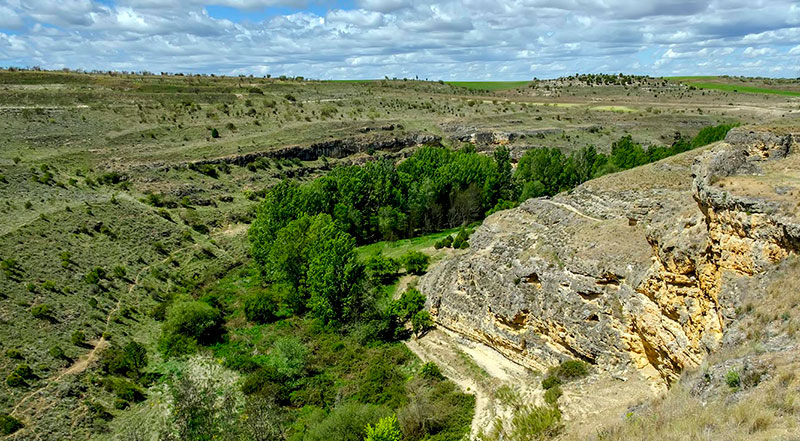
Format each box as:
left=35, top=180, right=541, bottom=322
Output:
left=421, top=126, right=800, bottom=383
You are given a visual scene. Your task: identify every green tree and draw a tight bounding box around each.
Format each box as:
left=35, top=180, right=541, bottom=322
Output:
left=306, top=222, right=365, bottom=325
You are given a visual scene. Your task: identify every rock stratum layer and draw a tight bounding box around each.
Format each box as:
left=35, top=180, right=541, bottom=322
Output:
left=421, top=126, right=800, bottom=383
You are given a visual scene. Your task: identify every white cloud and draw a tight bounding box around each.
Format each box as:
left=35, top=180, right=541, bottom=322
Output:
left=743, top=46, right=776, bottom=57
left=0, top=0, right=797, bottom=78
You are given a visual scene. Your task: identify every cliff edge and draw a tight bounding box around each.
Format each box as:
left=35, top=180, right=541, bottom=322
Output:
left=421, top=125, right=800, bottom=389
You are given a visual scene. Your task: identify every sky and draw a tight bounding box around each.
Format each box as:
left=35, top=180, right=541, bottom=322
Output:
left=0, top=0, right=799, bottom=80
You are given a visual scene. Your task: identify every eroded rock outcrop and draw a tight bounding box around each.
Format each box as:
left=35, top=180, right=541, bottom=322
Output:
left=421, top=126, right=799, bottom=384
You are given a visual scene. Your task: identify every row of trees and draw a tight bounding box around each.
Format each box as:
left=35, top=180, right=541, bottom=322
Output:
left=514, top=123, right=738, bottom=199
left=250, top=145, right=514, bottom=248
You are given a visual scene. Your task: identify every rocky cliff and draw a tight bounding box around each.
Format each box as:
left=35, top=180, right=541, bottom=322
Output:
left=421, top=126, right=800, bottom=384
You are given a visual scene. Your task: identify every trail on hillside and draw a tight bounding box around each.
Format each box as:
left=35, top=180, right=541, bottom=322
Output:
left=542, top=199, right=604, bottom=222
left=405, top=328, right=539, bottom=439
left=5, top=227, right=240, bottom=438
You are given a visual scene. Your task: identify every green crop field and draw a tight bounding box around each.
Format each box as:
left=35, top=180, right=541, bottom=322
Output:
left=446, top=81, right=531, bottom=91
left=668, top=76, right=800, bottom=96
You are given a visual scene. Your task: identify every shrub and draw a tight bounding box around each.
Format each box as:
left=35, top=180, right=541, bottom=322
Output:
left=243, top=291, right=278, bottom=324
left=188, top=162, right=219, bottom=178
left=726, top=369, right=741, bottom=389
left=434, top=235, right=453, bottom=249
left=302, top=402, right=389, bottom=441
left=71, top=330, right=86, bottom=346
left=420, top=362, right=445, bottom=381
left=48, top=346, right=67, bottom=360
left=103, top=377, right=146, bottom=402
left=5, top=349, right=23, bottom=359
left=365, top=254, right=400, bottom=284
left=100, top=341, right=148, bottom=377
left=84, top=267, right=106, bottom=284
left=267, top=337, right=308, bottom=379
left=211, top=128, right=220, bottom=138
left=160, top=301, right=224, bottom=354
left=541, top=375, right=560, bottom=390
left=113, top=265, right=127, bottom=279
left=544, top=384, right=562, bottom=405
left=0, top=414, right=23, bottom=435
left=509, top=405, right=562, bottom=439
left=412, top=310, right=434, bottom=337
left=30, top=304, right=52, bottom=320
left=451, top=227, right=469, bottom=249
left=393, top=288, right=426, bottom=321
left=401, top=251, right=430, bottom=275
left=550, top=359, right=589, bottom=380
left=365, top=414, right=402, bottom=441
left=5, top=372, right=25, bottom=387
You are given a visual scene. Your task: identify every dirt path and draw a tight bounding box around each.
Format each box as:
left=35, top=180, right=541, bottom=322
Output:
left=5, top=238, right=221, bottom=432
left=405, top=327, right=540, bottom=438
left=406, top=326, right=660, bottom=440
left=543, top=199, right=604, bottom=222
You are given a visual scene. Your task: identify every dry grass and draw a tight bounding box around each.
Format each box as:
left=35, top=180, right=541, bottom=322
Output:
left=586, top=367, right=799, bottom=441
left=579, top=256, right=800, bottom=441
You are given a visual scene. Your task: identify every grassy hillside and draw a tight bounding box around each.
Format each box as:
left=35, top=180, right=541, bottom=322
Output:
left=0, top=69, right=798, bottom=439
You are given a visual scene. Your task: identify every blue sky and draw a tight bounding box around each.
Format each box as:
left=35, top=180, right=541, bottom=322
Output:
left=1, top=0, right=799, bottom=79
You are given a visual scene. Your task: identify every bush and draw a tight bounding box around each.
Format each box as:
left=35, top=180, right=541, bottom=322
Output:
left=412, top=310, right=434, bottom=337
left=71, top=330, right=86, bottom=346
left=113, top=266, right=127, bottom=279
left=393, top=288, right=426, bottom=321
left=402, top=251, right=430, bottom=275
left=0, top=414, right=23, bottom=435
left=84, top=267, right=106, bottom=284
left=5, top=349, right=23, bottom=359
left=13, top=364, right=34, bottom=379
left=160, top=301, right=224, bottom=355
left=550, top=359, right=589, bottom=381
left=103, top=377, right=146, bottom=402
left=243, top=291, right=278, bottom=324
left=726, top=369, right=741, bottom=389
left=48, top=346, right=67, bottom=360
left=451, top=227, right=469, bottom=249
left=5, top=372, right=25, bottom=387
left=541, top=375, right=560, bottom=390
left=420, top=362, right=445, bottom=381
left=543, top=384, right=562, bottom=405
left=302, top=402, right=389, bottom=441
left=365, top=254, right=400, bottom=284
left=365, top=414, right=402, bottom=441
left=509, top=405, right=562, bottom=439
left=100, top=341, right=148, bottom=377
left=30, top=304, right=52, bottom=320
left=211, top=128, right=220, bottom=138
left=434, top=235, right=453, bottom=249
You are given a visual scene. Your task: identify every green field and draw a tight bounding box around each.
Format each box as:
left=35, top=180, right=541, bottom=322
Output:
left=446, top=81, right=530, bottom=91
left=356, top=225, right=478, bottom=261
left=668, top=77, right=800, bottom=97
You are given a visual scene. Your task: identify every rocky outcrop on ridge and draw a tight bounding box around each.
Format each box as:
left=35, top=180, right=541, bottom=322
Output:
left=420, top=126, right=799, bottom=384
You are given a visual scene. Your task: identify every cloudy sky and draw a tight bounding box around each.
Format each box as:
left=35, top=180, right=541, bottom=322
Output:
left=0, top=0, right=799, bottom=79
